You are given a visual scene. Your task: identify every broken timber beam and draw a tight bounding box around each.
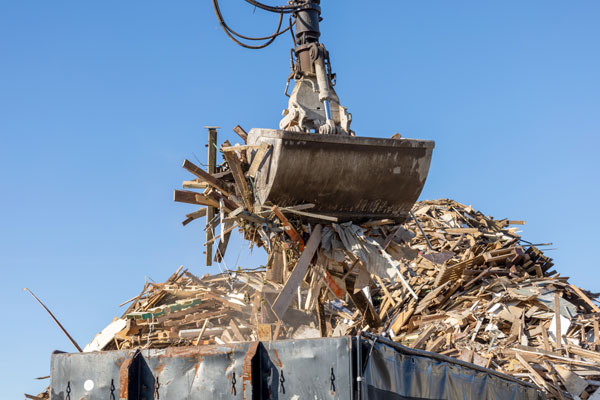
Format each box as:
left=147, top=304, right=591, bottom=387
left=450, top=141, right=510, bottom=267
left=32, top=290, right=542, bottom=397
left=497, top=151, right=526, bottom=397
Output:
left=271, top=224, right=322, bottom=320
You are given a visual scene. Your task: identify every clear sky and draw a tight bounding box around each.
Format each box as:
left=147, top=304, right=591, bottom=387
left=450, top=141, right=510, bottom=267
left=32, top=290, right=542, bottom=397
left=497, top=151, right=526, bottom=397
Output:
left=1, top=1, right=599, bottom=397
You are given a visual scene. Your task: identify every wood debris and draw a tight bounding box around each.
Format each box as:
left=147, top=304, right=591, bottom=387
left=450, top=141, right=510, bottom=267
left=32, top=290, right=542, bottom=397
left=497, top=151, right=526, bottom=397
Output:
left=73, top=135, right=600, bottom=400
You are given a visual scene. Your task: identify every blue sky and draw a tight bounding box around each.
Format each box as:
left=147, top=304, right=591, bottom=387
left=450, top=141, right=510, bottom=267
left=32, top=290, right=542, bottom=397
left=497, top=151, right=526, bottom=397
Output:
left=1, top=1, right=599, bottom=397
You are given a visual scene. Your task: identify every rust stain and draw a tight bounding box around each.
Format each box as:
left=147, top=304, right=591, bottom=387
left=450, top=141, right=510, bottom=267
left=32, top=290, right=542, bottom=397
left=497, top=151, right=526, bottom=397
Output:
left=158, top=344, right=240, bottom=360
left=271, top=349, right=282, bottom=368
left=154, top=361, right=166, bottom=375
left=242, top=341, right=260, bottom=399
left=119, top=350, right=138, bottom=399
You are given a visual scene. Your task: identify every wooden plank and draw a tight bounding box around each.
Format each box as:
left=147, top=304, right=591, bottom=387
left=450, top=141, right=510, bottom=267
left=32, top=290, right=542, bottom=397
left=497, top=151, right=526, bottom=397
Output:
left=222, top=141, right=253, bottom=212
left=222, top=144, right=263, bottom=152
left=194, top=319, right=209, bottom=344
left=554, top=365, right=587, bottom=397
left=569, top=284, right=600, bottom=313
left=233, top=125, right=248, bottom=143
left=346, top=278, right=381, bottom=329
left=444, top=228, right=479, bottom=234
left=182, top=159, right=232, bottom=197
left=182, top=208, right=206, bottom=226
left=271, top=225, right=322, bottom=319
left=411, top=325, right=436, bottom=349
left=375, top=275, right=396, bottom=307
left=555, top=292, right=562, bottom=349
left=362, top=218, right=395, bottom=228
left=182, top=180, right=208, bottom=189
left=174, top=190, right=214, bottom=206
left=540, top=321, right=552, bottom=352
left=246, top=142, right=271, bottom=178
left=425, top=334, right=446, bottom=352
left=391, top=304, right=415, bottom=335
left=567, top=346, right=600, bottom=362
left=594, top=319, right=600, bottom=351
left=214, top=221, right=233, bottom=263
left=269, top=246, right=285, bottom=284
left=206, top=127, right=218, bottom=267
left=229, top=319, right=246, bottom=342
left=281, top=208, right=338, bottom=222
left=515, top=353, right=551, bottom=391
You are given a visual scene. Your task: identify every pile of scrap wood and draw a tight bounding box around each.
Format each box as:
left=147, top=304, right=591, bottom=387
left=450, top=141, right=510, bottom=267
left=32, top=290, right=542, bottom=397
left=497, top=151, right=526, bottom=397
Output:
left=166, top=135, right=600, bottom=399
left=93, top=266, right=324, bottom=349
left=86, top=197, right=600, bottom=399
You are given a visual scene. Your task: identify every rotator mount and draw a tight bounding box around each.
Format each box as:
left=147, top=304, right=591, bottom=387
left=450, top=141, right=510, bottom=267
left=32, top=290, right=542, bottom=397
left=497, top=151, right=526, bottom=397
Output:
left=280, top=1, right=353, bottom=135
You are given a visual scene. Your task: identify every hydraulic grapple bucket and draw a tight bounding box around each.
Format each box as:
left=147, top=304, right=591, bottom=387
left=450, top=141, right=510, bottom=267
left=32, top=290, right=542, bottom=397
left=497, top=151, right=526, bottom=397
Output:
left=247, top=129, right=435, bottom=222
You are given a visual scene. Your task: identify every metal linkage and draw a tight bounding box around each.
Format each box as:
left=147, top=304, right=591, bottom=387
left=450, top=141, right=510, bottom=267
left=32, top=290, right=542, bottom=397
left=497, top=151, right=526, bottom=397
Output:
left=231, top=371, right=237, bottom=395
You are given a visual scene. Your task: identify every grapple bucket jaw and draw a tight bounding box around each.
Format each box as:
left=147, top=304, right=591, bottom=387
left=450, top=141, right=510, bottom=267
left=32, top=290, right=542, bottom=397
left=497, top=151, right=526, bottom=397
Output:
left=247, top=129, right=434, bottom=222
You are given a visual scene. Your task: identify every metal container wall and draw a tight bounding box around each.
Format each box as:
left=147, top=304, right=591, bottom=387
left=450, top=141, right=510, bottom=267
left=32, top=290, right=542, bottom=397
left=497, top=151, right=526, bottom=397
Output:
left=50, top=337, right=352, bottom=399
left=50, top=335, right=543, bottom=399
left=359, top=333, right=544, bottom=400
left=247, top=129, right=434, bottom=222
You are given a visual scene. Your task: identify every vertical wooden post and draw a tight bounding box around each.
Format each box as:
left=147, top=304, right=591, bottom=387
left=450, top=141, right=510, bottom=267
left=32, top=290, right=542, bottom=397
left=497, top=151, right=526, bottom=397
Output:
left=554, top=291, right=562, bottom=350
left=204, top=126, right=219, bottom=266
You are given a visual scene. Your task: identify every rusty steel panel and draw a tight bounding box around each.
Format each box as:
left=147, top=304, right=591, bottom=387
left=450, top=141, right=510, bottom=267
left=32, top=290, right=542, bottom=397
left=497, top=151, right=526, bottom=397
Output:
left=247, top=129, right=435, bottom=222
left=49, top=335, right=542, bottom=399
left=50, top=337, right=353, bottom=399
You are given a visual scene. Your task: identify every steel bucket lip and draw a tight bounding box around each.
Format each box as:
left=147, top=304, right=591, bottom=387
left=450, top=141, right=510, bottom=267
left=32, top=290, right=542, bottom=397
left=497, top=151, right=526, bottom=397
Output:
left=249, top=128, right=435, bottom=150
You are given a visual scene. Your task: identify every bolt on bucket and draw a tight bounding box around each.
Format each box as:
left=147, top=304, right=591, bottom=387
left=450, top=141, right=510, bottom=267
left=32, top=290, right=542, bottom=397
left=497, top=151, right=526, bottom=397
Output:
left=246, top=129, right=434, bottom=222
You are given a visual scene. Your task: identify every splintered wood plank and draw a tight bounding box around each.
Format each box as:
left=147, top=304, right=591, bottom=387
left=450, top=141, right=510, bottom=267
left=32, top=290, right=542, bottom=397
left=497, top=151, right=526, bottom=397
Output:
left=229, top=319, right=245, bottom=342
left=269, top=246, right=285, bottom=284
left=411, top=325, right=436, bottom=349
left=515, top=353, right=550, bottom=391
left=222, top=140, right=253, bottom=212
left=271, top=225, right=322, bottom=319
left=375, top=275, right=397, bottom=307
left=554, top=365, right=587, bottom=397
left=233, top=125, right=248, bottom=143
left=246, top=142, right=271, bottom=178
left=222, top=144, right=263, bottom=152
left=173, top=190, right=217, bottom=207
left=569, top=284, right=600, bottom=313
left=182, top=159, right=232, bottom=197
left=346, top=279, right=381, bottom=329
left=195, top=319, right=209, bottom=344
left=182, top=208, right=207, bottom=226
left=426, top=335, right=445, bottom=352
left=540, top=321, right=552, bottom=352
left=391, top=303, right=415, bottom=335
left=214, top=221, right=234, bottom=263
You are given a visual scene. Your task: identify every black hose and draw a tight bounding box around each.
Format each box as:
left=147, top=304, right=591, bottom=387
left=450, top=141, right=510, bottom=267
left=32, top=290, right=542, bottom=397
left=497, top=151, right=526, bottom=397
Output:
left=243, top=0, right=303, bottom=13
left=212, top=0, right=293, bottom=49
